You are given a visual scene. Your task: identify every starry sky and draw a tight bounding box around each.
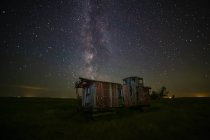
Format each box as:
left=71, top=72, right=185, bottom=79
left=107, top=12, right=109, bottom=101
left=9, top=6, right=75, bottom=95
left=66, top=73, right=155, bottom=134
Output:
left=0, top=0, right=210, bottom=98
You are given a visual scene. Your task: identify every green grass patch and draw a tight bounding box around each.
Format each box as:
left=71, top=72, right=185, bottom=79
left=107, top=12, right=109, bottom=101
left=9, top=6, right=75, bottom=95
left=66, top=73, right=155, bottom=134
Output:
left=0, top=97, right=210, bottom=140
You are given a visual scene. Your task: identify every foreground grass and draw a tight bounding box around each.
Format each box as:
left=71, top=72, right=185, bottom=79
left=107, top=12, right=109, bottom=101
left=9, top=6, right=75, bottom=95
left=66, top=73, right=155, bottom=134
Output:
left=0, top=97, right=210, bottom=140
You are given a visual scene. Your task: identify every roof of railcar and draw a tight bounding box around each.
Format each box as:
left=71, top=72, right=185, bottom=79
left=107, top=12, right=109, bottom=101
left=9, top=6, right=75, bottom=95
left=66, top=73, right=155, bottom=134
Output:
left=122, top=76, right=143, bottom=80
left=79, top=77, right=121, bottom=85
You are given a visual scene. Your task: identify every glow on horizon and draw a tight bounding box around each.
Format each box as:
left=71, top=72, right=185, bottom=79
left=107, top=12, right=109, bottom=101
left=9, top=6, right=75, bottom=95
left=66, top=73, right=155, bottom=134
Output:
left=193, top=92, right=209, bottom=97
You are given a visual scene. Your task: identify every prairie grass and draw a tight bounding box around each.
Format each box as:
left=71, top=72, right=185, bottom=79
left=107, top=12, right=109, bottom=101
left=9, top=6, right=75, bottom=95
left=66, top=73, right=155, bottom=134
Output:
left=0, top=97, right=210, bottom=140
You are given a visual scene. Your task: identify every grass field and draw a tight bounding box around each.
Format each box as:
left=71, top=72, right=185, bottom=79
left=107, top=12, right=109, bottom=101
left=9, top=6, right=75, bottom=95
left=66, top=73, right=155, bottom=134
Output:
left=0, top=97, right=210, bottom=140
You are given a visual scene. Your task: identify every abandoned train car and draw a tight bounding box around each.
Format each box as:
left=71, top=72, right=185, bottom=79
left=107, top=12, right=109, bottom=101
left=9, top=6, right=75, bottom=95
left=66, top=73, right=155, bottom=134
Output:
left=123, top=77, right=151, bottom=107
left=75, top=76, right=151, bottom=111
left=75, top=77, right=123, bottom=110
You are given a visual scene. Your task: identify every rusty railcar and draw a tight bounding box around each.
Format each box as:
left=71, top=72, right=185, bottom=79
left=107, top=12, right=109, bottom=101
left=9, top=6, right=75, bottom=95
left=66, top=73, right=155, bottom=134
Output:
left=75, top=76, right=151, bottom=111
left=75, top=77, right=123, bottom=111
left=123, top=77, right=151, bottom=107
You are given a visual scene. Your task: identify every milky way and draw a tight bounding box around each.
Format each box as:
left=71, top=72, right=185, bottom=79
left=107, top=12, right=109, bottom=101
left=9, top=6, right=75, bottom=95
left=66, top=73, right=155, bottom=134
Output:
left=81, top=0, right=110, bottom=79
left=0, top=0, right=210, bottom=98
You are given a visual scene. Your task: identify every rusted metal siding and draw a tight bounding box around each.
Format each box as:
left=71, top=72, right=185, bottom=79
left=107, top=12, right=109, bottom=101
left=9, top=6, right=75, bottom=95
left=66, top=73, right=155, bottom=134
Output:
left=141, top=87, right=151, bottom=106
left=102, top=82, right=110, bottom=108
left=123, top=85, right=130, bottom=107
left=75, top=76, right=150, bottom=110
left=123, top=85, right=138, bottom=107
left=95, top=82, right=103, bottom=108
left=123, top=77, right=151, bottom=107
left=111, top=84, right=117, bottom=107
left=111, top=84, right=122, bottom=107
left=94, top=82, right=122, bottom=109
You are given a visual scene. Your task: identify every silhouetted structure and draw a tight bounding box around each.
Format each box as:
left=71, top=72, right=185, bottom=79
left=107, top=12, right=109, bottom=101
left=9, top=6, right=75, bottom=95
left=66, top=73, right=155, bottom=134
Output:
left=75, top=77, right=122, bottom=111
left=75, top=76, right=151, bottom=112
left=123, top=77, right=151, bottom=107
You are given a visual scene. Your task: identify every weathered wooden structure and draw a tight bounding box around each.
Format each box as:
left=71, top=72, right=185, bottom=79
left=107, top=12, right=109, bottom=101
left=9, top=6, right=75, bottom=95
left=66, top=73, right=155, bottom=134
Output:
left=75, top=76, right=151, bottom=112
left=123, top=77, right=151, bottom=107
left=75, top=77, right=123, bottom=111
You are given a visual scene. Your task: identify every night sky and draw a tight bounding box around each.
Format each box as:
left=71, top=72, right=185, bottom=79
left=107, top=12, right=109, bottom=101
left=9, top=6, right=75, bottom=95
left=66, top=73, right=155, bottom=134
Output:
left=0, top=0, right=210, bottom=98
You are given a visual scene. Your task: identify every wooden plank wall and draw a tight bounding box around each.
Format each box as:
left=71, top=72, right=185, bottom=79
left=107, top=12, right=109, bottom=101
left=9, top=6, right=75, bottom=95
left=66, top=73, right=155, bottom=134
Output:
left=103, top=82, right=110, bottom=108
left=112, top=84, right=118, bottom=107
left=95, top=82, right=123, bottom=108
